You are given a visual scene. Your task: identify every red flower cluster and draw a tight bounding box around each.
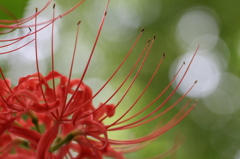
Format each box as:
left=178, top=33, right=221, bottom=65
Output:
left=0, top=70, right=124, bottom=158
left=0, top=0, right=198, bottom=158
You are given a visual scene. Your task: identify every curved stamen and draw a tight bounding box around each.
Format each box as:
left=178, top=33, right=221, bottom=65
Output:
left=66, top=0, right=111, bottom=111
left=0, top=28, right=31, bottom=48
left=111, top=61, right=185, bottom=127
left=0, top=0, right=53, bottom=32
left=51, top=4, right=56, bottom=100
left=60, top=21, right=81, bottom=119
left=109, top=45, right=199, bottom=129
left=34, top=8, right=49, bottom=110
left=65, top=30, right=147, bottom=118
left=99, top=35, right=156, bottom=123
left=107, top=53, right=165, bottom=128
left=108, top=81, right=197, bottom=131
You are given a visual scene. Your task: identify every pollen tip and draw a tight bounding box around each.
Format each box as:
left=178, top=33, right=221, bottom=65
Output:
left=153, top=35, right=156, bottom=39
left=29, top=27, right=32, bottom=32
left=195, top=100, right=199, bottom=104
left=104, top=11, right=107, bottom=16
left=194, top=80, right=198, bottom=84
left=53, top=3, right=56, bottom=9
left=162, top=53, right=165, bottom=58
left=77, top=21, right=81, bottom=25
left=183, top=61, right=186, bottom=65
left=147, top=38, right=151, bottom=43
left=141, top=28, right=145, bottom=32
left=36, top=8, right=38, bottom=12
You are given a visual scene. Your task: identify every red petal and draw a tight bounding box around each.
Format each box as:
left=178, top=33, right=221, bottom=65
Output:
left=30, top=99, right=60, bottom=113
left=8, top=125, right=41, bottom=148
left=36, top=123, right=59, bottom=159
left=77, top=120, right=108, bottom=150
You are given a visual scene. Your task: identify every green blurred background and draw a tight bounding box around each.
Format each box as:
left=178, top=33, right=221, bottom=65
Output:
left=1, top=0, right=240, bottom=158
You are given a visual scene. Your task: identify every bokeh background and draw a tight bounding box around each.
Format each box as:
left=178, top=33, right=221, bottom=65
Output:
left=1, top=0, right=240, bottom=158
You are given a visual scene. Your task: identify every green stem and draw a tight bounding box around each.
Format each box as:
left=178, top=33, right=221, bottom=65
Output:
left=32, top=117, right=41, bottom=133
left=15, top=139, right=30, bottom=149
left=28, top=110, right=41, bottom=133
left=50, top=133, right=75, bottom=152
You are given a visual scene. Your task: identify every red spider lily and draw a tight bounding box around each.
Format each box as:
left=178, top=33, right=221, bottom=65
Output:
left=0, top=0, right=198, bottom=158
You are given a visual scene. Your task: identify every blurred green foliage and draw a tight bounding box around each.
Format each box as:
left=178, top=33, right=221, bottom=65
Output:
left=0, top=0, right=28, bottom=19
left=0, top=0, right=29, bottom=31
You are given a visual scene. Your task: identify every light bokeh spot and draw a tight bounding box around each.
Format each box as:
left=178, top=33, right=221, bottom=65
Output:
left=170, top=50, right=221, bottom=98
left=176, top=7, right=220, bottom=47
left=203, top=73, right=240, bottom=115
left=85, top=0, right=161, bottom=42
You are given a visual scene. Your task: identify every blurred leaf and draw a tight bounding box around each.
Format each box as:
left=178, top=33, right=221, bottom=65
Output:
left=0, top=0, right=29, bottom=20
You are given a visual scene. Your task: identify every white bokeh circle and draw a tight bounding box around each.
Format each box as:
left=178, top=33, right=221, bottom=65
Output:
left=169, top=50, right=221, bottom=98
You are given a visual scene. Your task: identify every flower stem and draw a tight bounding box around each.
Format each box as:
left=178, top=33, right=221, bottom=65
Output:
left=28, top=110, right=41, bottom=133
left=49, top=133, right=75, bottom=153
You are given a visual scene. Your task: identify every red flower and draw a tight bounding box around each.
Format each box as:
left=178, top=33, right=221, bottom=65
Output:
left=0, top=0, right=198, bottom=158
